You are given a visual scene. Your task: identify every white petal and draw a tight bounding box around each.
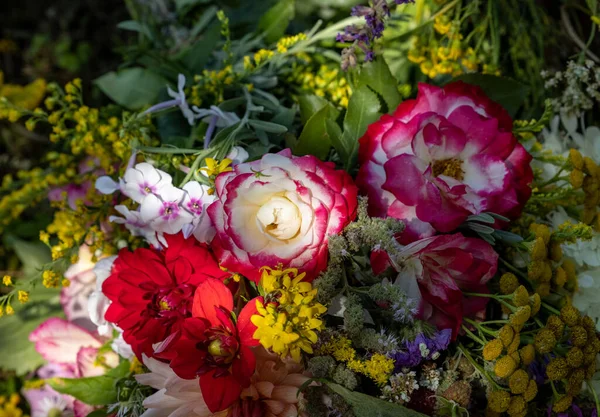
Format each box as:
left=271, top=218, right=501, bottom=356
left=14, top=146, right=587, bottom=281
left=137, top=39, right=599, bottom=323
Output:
left=95, top=176, right=119, bottom=194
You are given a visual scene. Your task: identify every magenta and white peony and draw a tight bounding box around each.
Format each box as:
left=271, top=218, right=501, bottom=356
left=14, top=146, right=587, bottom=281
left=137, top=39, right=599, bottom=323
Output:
left=208, top=149, right=358, bottom=282
left=357, top=82, right=533, bottom=243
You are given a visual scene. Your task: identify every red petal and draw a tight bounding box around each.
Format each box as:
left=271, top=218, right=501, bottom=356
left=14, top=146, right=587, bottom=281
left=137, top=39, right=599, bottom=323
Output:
left=237, top=297, right=261, bottom=347
left=200, top=370, right=242, bottom=412
left=192, top=278, right=234, bottom=326
left=232, top=344, right=256, bottom=386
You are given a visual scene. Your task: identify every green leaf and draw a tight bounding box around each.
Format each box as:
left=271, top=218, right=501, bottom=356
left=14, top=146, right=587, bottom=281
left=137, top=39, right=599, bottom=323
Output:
left=190, top=6, right=218, bottom=37
left=248, top=119, right=288, bottom=134
left=294, top=102, right=339, bottom=160
left=106, top=359, right=131, bottom=379
left=86, top=409, right=109, bottom=417
left=3, top=235, right=51, bottom=277
left=179, top=23, right=221, bottom=73
left=450, top=74, right=530, bottom=117
left=48, top=359, right=130, bottom=406
left=258, top=0, right=295, bottom=44
left=298, top=95, right=329, bottom=125
left=357, top=57, right=401, bottom=112
left=116, top=20, right=153, bottom=40
left=175, top=0, right=211, bottom=13
left=95, top=68, right=167, bottom=110
left=492, top=230, right=524, bottom=244
left=326, top=382, right=427, bottom=417
left=0, top=286, right=63, bottom=375
left=338, top=85, right=381, bottom=170
left=49, top=375, right=121, bottom=406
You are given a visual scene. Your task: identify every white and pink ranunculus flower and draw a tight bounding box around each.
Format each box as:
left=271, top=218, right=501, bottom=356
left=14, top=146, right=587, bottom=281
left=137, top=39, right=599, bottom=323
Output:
left=208, top=149, right=358, bottom=282
left=357, top=82, right=533, bottom=244
left=380, top=233, right=498, bottom=339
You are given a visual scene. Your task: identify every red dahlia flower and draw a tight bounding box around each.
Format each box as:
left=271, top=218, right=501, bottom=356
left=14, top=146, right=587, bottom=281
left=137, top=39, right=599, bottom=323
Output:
left=156, top=278, right=260, bottom=413
left=102, top=233, right=228, bottom=359
left=358, top=81, right=533, bottom=243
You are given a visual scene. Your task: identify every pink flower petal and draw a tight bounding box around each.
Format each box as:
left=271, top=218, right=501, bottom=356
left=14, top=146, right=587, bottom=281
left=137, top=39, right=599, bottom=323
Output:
left=29, top=318, right=101, bottom=364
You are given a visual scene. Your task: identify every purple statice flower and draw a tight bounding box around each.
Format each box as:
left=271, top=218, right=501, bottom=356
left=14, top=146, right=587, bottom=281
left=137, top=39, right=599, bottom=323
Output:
left=337, top=0, right=414, bottom=70
left=528, top=359, right=547, bottom=385
left=548, top=403, right=598, bottom=417
left=392, top=329, right=452, bottom=370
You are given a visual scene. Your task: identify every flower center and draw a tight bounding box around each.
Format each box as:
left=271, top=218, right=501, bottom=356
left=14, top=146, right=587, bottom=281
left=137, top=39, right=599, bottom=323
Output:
left=208, top=339, right=228, bottom=357
left=256, top=196, right=301, bottom=241
left=432, top=158, right=464, bottom=180
left=150, top=284, right=195, bottom=318
left=202, top=328, right=239, bottom=367
left=160, top=202, right=179, bottom=219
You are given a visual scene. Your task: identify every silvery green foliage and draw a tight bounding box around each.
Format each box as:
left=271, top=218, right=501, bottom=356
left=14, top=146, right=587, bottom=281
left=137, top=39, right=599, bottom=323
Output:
left=542, top=60, right=600, bottom=116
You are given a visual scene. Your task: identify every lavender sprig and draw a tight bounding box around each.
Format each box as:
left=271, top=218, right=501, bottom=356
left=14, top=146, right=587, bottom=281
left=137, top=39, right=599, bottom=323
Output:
left=337, top=0, right=415, bottom=70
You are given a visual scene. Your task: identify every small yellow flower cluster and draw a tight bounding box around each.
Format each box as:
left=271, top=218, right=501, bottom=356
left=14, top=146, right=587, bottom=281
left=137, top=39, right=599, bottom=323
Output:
left=408, top=10, right=500, bottom=79
left=288, top=64, right=352, bottom=108
left=42, top=270, right=59, bottom=288
left=0, top=71, right=47, bottom=121
left=317, top=335, right=394, bottom=386
left=0, top=168, right=50, bottom=233
left=190, top=66, right=236, bottom=106
left=276, top=33, right=307, bottom=53
left=2, top=275, right=12, bottom=286
left=251, top=267, right=327, bottom=362
left=0, top=394, right=27, bottom=417
left=542, top=306, right=600, bottom=409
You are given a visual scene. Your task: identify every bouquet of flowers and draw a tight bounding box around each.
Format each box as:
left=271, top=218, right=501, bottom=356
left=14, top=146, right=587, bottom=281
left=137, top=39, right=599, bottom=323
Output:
left=1, top=0, right=600, bottom=416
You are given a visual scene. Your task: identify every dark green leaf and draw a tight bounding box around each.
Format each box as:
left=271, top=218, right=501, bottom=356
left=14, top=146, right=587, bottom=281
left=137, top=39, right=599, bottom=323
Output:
left=466, top=213, right=496, bottom=224
left=116, top=21, right=153, bottom=40
left=0, top=285, right=63, bottom=375
left=248, top=119, right=288, bottom=134
left=3, top=235, right=51, bottom=277
left=271, top=106, right=297, bottom=129
left=492, top=230, right=524, bottom=244
left=95, top=68, right=166, bottom=110
left=326, top=382, right=427, bottom=417
left=450, top=74, right=530, bottom=117
left=49, top=376, right=121, bottom=406
left=339, top=85, right=381, bottom=170
left=175, top=0, right=211, bottom=12
left=179, top=23, right=221, bottom=73
left=298, top=95, right=329, bottom=125
left=468, top=222, right=496, bottom=234
left=190, top=6, right=219, bottom=37
left=86, top=409, right=109, bottom=417
left=294, top=103, right=340, bottom=160
left=106, top=359, right=131, bottom=379
left=258, top=0, right=295, bottom=44
left=488, top=212, right=511, bottom=222
left=156, top=105, right=191, bottom=147
left=358, top=57, right=401, bottom=112
left=326, top=119, right=344, bottom=159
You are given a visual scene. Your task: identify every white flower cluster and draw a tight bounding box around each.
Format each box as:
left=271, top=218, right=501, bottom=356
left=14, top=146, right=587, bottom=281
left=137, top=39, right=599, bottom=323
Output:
left=381, top=369, right=419, bottom=404
left=96, top=163, right=215, bottom=248
left=541, top=114, right=600, bottom=331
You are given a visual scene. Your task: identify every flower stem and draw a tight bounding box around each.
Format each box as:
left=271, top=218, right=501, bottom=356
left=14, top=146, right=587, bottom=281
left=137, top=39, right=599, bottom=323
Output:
left=542, top=302, right=561, bottom=316
left=458, top=343, right=504, bottom=390
left=464, top=318, right=499, bottom=337
left=461, top=325, right=486, bottom=345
